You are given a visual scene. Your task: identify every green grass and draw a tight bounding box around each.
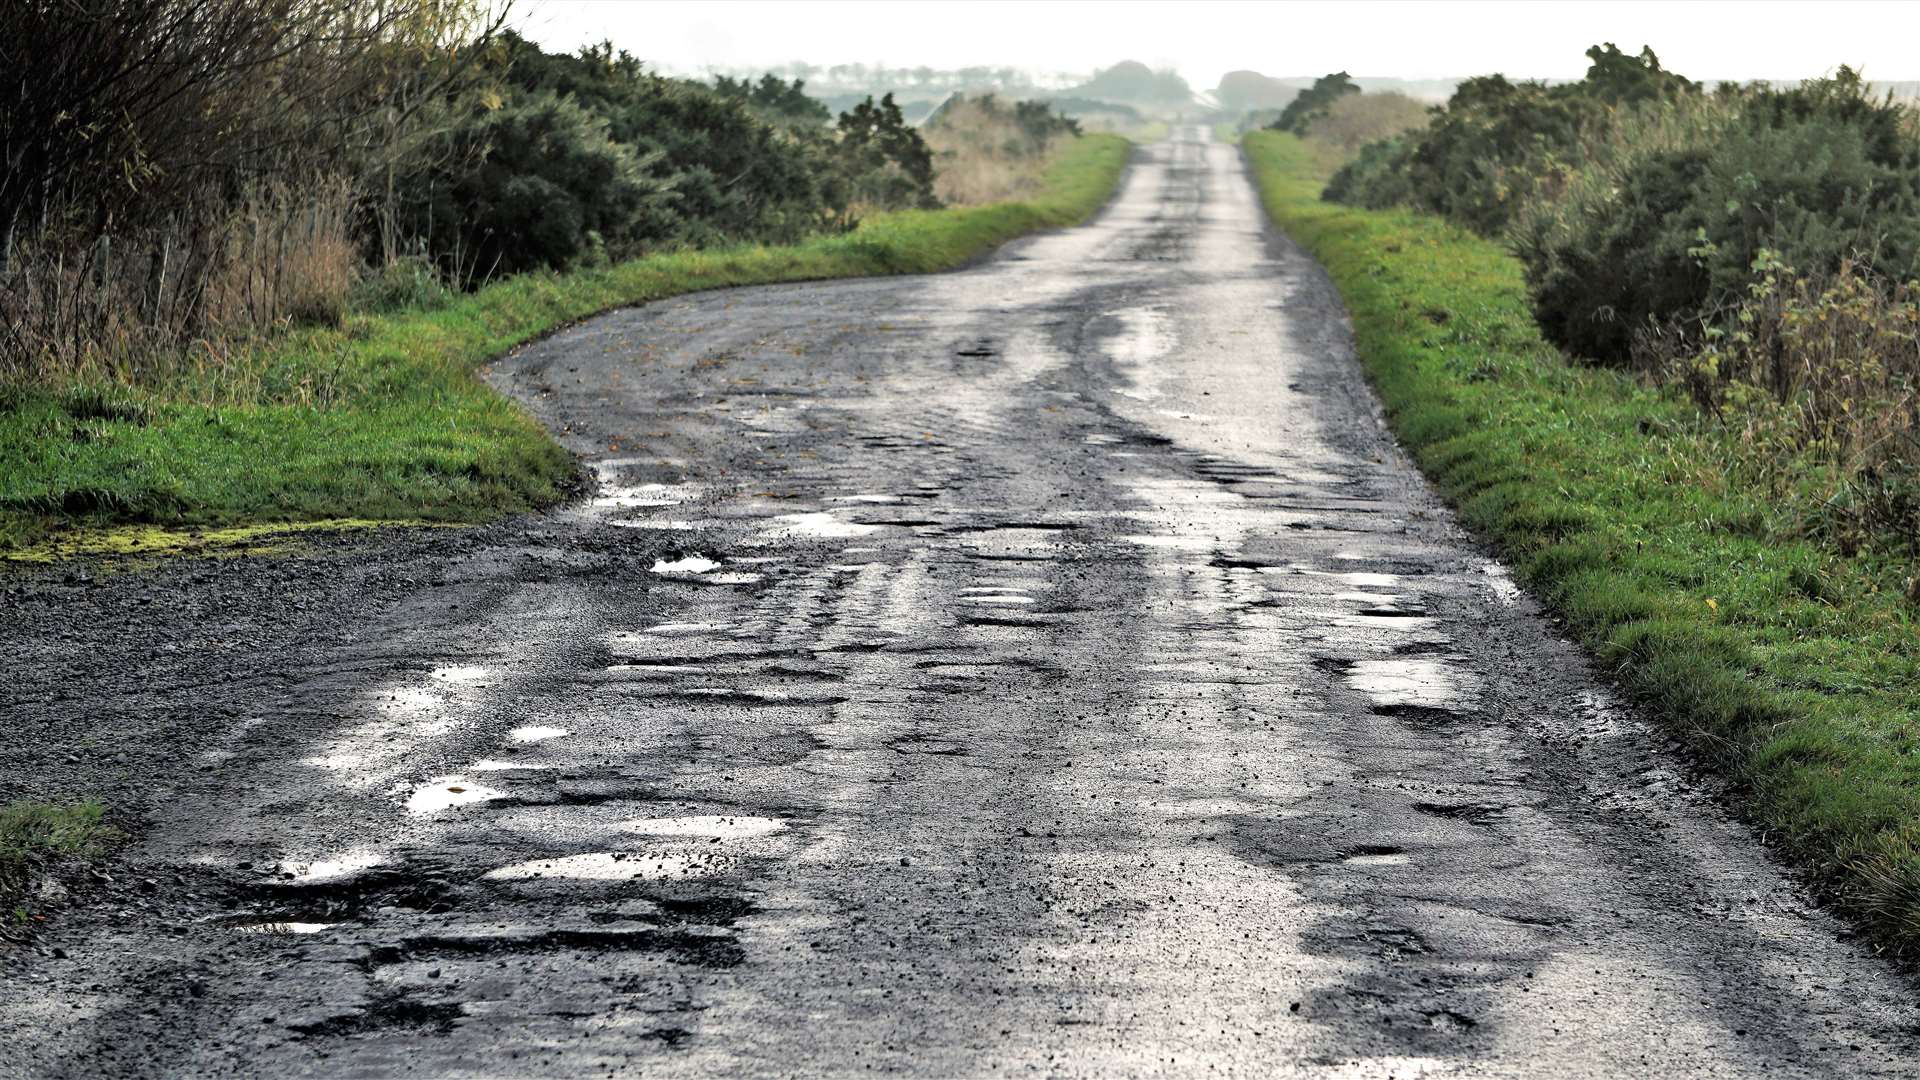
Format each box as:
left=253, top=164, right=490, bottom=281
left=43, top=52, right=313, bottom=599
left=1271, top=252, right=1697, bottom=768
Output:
left=2, top=801, right=118, bottom=924
left=1244, top=130, right=1920, bottom=955
left=0, top=134, right=1133, bottom=553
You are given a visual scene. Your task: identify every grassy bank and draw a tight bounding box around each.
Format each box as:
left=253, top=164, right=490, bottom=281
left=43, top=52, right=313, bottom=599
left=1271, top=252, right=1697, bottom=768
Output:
left=1244, top=131, right=1920, bottom=954
left=1, top=134, right=1132, bottom=555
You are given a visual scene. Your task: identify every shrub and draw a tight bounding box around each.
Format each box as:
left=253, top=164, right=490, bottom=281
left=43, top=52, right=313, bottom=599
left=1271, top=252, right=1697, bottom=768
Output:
left=392, top=93, right=671, bottom=281
left=831, top=95, right=940, bottom=214
left=1513, top=70, right=1920, bottom=361
left=1326, top=45, right=1696, bottom=234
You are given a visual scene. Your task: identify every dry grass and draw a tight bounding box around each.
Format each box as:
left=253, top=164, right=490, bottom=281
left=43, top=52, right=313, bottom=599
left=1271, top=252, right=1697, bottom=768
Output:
left=0, top=176, right=358, bottom=385
left=924, top=98, right=1068, bottom=207
left=1305, top=92, right=1431, bottom=157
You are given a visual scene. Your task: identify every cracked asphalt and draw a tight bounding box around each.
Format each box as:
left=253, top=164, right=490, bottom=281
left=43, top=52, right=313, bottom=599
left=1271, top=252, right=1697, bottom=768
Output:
left=4, top=128, right=1918, bottom=1077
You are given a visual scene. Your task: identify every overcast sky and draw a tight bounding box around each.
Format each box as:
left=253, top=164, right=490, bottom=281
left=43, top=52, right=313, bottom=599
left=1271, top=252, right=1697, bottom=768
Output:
left=516, top=0, right=1920, bottom=87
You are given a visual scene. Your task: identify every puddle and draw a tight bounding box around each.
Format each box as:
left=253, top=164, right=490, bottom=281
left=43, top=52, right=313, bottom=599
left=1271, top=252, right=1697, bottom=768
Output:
left=1346, top=659, right=1478, bottom=711
left=651, top=554, right=720, bottom=575
left=231, top=921, right=334, bottom=935
left=282, top=851, right=384, bottom=882
left=1289, top=565, right=1402, bottom=588
left=607, top=519, right=699, bottom=531
left=644, top=622, right=736, bottom=636
left=620, top=816, right=786, bottom=839
left=429, top=665, right=490, bottom=683
left=405, top=777, right=507, bottom=815
left=1083, top=433, right=1123, bottom=445
left=471, top=759, right=554, bottom=772
left=592, top=483, right=693, bottom=509
left=963, top=595, right=1035, bottom=606
left=483, top=850, right=727, bottom=882
left=765, top=512, right=881, bottom=539
left=1332, top=591, right=1400, bottom=605
left=508, top=726, right=568, bottom=744
left=707, top=572, right=765, bottom=584
left=829, top=494, right=902, bottom=504
left=607, top=663, right=707, bottom=676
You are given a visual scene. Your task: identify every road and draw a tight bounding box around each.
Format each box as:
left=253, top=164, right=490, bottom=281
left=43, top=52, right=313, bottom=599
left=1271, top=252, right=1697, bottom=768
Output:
left=3, top=128, right=1917, bottom=1077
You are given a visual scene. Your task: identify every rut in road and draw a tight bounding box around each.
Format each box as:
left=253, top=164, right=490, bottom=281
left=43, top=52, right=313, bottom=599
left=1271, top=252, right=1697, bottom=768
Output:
left=5, top=129, right=1918, bottom=1078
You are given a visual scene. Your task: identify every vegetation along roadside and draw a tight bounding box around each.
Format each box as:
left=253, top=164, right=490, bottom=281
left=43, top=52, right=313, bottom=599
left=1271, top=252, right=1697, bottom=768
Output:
left=0, top=3, right=1129, bottom=557
left=1245, top=126, right=1920, bottom=956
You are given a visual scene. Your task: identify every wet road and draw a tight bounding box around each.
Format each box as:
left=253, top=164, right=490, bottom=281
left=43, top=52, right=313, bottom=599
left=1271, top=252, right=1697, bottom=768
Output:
left=6, top=128, right=1919, bottom=1077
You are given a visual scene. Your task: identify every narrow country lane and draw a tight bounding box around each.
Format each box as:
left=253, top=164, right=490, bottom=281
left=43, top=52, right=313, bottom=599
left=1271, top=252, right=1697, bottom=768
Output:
left=4, top=129, right=1917, bottom=1078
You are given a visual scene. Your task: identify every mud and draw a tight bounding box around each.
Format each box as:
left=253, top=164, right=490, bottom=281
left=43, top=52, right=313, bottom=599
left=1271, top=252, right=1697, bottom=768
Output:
left=3, top=128, right=1917, bottom=1077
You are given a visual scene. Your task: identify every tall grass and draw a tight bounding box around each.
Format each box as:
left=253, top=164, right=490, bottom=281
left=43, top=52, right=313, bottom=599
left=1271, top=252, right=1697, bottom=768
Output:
left=924, top=96, right=1081, bottom=206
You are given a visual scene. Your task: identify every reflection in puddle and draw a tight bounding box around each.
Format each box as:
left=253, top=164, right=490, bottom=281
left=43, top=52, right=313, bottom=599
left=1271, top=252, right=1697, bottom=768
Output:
left=1289, top=566, right=1402, bottom=588
left=592, top=482, right=693, bottom=509
left=1106, top=307, right=1175, bottom=401
left=484, top=850, right=720, bottom=882
left=231, top=921, right=334, bottom=936
left=508, top=726, right=568, bottom=744
left=621, top=815, right=786, bottom=839
left=1332, top=591, right=1400, bottom=605
left=406, top=776, right=507, bottom=814
left=1346, top=659, right=1479, bottom=711
left=651, top=554, right=720, bottom=574
left=765, top=512, right=881, bottom=539
left=645, top=622, right=736, bottom=636
left=283, top=851, right=383, bottom=882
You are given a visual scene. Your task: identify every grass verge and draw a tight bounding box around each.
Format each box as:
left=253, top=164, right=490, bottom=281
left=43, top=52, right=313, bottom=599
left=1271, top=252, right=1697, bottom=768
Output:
left=2, top=801, right=118, bottom=931
left=0, top=134, right=1133, bottom=554
left=1244, top=130, right=1920, bottom=955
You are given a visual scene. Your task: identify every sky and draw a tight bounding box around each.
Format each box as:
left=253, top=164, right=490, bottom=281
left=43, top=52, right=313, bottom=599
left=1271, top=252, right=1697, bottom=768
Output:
left=516, top=0, right=1920, bottom=87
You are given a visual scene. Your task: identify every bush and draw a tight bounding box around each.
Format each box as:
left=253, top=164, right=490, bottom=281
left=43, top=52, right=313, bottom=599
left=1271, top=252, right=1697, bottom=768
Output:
left=831, top=95, right=940, bottom=214
left=1326, top=45, right=1695, bottom=235
left=1513, top=70, right=1920, bottom=361
left=393, top=93, right=671, bottom=281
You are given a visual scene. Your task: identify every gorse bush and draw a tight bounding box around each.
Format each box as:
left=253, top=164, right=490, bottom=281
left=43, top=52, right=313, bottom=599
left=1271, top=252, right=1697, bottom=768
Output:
left=393, top=92, right=673, bottom=281
left=1514, top=71, right=1920, bottom=360
left=1327, top=45, right=1695, bottom=235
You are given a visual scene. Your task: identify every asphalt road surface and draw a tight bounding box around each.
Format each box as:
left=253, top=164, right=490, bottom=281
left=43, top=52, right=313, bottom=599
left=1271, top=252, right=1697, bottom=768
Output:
left=4, top=128, right=1917, bottom=1078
